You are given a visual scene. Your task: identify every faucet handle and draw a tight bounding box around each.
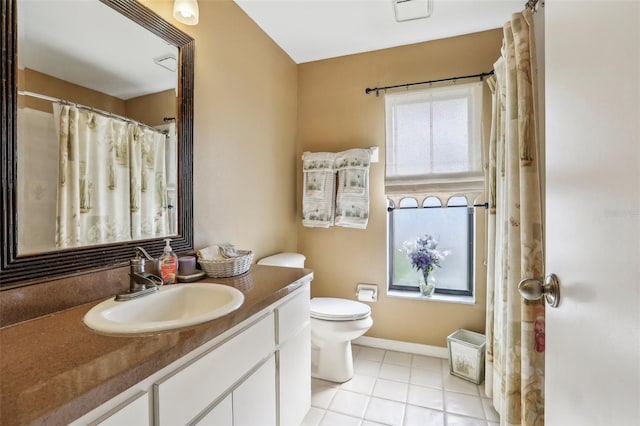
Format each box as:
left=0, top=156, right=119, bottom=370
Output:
left=135, top=247, right=155, bottom=261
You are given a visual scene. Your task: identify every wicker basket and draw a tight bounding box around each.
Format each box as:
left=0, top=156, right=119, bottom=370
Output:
left=198, top=250, right=253, bottom=278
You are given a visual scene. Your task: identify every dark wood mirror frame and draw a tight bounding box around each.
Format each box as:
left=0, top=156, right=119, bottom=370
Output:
left=0, top=0, right=194, bottom=288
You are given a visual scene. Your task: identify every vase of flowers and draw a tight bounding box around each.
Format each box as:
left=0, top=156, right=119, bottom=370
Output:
left=401, top=234, right=447, bottom=297
left=420, top=273, right=437, bottom=297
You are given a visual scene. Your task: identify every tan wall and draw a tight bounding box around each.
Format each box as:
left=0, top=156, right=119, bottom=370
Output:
left=18, top=68, right=126, bottom=115
left=145, top=0, right=499, bottom=347
left=297, top=30, right=502, bottom=348
left=126, top=89, right=177, bottom=127
left=142, top=0, right=299, bottom=259
left=20, top=68, right=175, bottom=127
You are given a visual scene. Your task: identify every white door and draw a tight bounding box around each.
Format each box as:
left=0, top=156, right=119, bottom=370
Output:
left=545, top=1, right=640, bottom=425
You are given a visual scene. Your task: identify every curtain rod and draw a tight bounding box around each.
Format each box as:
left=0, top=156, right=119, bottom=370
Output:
left=388, top=203, right=488, bottom=211
left=365, top=71, right=494, bottom=96
left=18, top=90, right=168, bottom=135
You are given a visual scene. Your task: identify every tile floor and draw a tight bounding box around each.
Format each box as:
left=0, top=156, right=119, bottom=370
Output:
left=301, top=345, right=499, bottom=426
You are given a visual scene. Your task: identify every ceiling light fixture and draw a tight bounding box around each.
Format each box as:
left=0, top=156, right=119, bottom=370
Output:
left=393, top=0, right=433, bottom=22
left=173, top=0, right=199, bottom=25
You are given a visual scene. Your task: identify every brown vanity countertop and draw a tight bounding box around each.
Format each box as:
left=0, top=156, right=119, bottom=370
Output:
left=0, top=265, right=313, bottom=426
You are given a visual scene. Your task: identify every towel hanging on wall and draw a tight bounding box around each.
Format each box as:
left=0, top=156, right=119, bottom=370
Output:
left=302, top=152, right=337, bottom=228
left=334, top=149, right=372, bottom=229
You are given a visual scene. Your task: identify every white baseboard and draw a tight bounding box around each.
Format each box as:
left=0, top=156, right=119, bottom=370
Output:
left=353, top=336, right=449, bottom=359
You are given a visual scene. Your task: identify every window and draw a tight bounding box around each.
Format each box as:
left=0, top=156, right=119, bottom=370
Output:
left=388, top=197, right=474, bottom=296
left=384, top=82, right=484, bottom=297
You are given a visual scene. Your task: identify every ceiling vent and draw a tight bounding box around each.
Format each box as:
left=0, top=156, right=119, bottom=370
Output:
left=154, top=55, right=177, bottom=72
left=393, top=0, right=433, bottom=22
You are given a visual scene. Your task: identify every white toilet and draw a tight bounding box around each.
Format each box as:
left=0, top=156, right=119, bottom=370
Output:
left=257, top=253, right=373, bottom=383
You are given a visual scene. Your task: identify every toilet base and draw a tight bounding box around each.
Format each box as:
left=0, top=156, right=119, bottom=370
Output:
left=311, top=340, right=355, bottom=383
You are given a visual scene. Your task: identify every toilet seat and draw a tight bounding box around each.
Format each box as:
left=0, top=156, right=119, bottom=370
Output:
left=310, top=297, right=371, bottom=321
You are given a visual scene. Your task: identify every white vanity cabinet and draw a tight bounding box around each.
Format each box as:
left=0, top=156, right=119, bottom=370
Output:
left=154, top=312, right=276, bottom=424
left=197, top=285, right=310, bottom=426
left=72, top=281, right=311, bottom=426
left=276, top=287, right=311, bottom=426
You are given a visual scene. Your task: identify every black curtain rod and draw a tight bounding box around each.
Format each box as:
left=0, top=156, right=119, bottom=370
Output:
left=388, top=203, right=489, bottom=212
left=365, top=70, right=494, bottom=96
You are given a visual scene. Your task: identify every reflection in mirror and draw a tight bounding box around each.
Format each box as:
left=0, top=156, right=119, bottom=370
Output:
left=17, top=0, right=178, bottom=254
left=1, top=0, right=194, bottom=287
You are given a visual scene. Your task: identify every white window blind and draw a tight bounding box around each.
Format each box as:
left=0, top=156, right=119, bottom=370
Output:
left=384, top=82, right=484, bottom=206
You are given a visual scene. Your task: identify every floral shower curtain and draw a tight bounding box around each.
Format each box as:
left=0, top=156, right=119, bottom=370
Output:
left=484, top=10, right=545, bottom=426
left=55, top=105, right=168, bottom=248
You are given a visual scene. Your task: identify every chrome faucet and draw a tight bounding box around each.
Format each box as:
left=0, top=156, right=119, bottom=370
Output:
left=115, top=247, right=163, bottom=301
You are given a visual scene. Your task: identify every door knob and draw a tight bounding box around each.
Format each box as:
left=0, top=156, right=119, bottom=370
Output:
left=518, top=274, right=560, bottom=308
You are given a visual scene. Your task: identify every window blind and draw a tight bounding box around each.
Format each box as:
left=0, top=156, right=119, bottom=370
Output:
left=384, top=81, right=484, bottom=207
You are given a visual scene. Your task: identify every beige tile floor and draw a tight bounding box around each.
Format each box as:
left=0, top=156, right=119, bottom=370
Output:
left=301, top=345, right=499, bottom=426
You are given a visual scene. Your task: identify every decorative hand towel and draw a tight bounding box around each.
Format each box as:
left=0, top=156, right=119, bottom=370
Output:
left=334, top=149, right=371, bottom=229
left=198, top=244, right=240, bottom=259
left=219, top=244, right=240, bottom=258
left=302, top=152, right=337, bottom=228
left=197, top=244, right=224, bottom=260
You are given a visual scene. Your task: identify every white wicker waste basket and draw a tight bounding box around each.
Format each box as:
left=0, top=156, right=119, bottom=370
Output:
left=447, top=329, right=486, bottom=385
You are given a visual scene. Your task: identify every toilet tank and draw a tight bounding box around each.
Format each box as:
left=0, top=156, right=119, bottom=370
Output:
left=257, top=253, right=306, bottom=268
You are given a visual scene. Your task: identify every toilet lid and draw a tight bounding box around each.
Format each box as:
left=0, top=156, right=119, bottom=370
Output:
left=310, top=297, right=371, bottom=321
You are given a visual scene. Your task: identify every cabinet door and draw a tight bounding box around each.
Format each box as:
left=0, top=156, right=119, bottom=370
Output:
left=278, top=324, right=311, bottom=426
left=196, top=395, right=232, bottom=426
left=233, top=356, right=276, bottom=426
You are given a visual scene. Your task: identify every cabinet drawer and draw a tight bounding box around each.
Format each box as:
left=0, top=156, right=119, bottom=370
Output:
left=276, top=286, right=310, bottom=344
left=94, top=391, right=149, bottom=426
left=155, top=313, right=275, bottom=425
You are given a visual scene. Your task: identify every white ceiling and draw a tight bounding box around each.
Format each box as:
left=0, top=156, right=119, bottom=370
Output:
left=18, top=0, right=177, bottom=100
left=233, top=0, right=524, bottom=64
left=16, top=0, right=523, bottom=99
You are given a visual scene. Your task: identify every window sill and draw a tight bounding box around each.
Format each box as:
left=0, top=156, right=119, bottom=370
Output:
left=386, top=290, right=476, bottom=305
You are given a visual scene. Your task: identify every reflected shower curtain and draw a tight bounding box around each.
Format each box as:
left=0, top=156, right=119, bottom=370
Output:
left=55, top=105, right=131, bottom=247
left=55, top=105, right=168, bottom=248
left=130, top=126, right=169, bottom=240
left=484, top=10, right=545, bottom=426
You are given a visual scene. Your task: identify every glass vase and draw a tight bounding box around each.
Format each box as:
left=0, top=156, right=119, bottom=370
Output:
left=419, top=272, right=436, bottom=297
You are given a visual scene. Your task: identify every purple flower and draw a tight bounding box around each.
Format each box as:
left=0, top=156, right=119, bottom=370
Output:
left=400, top=234, right=447, bottom=275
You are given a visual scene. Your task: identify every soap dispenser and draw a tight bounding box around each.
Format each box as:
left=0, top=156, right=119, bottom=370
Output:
left=159, top=239, right=178, bottom=284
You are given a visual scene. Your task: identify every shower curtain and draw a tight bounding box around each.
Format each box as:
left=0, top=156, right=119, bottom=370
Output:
left=55, top=105, right=168, bottom=248
left=130, top=126, right=169, bottom=240
left=484, top=10, right=545, bottom=426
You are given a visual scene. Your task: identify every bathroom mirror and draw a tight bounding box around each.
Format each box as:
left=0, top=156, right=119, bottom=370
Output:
left=1, top=0, right=195, bottom=287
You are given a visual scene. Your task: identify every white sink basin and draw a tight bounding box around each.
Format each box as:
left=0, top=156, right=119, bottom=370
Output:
left=83, top=283, right=245, bottom=334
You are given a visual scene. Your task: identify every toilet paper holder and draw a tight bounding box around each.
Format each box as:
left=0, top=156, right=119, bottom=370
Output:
left=356, top=283, right=378, bottom=302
